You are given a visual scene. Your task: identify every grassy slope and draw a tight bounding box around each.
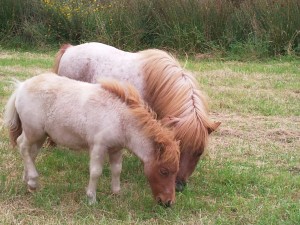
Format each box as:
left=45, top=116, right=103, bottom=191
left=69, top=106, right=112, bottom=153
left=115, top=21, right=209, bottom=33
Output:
left=0, top=50, right=299, bottom=224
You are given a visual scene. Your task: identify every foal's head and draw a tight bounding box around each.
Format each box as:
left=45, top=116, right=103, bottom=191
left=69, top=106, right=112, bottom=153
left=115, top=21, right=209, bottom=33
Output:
left=144, top=140, right=179, bottom=207
left=125, top=92, right=180, bottom=207
left=101, top=80, right=180, bottom=206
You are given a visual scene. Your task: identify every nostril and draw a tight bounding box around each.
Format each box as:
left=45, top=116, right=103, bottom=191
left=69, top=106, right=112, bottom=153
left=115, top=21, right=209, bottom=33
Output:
left=175, top=180, right=187, bottom=192
left=156, top=197, right=162, bottom=204
left=156, top=197, right=173, bottom=207
left=175, top=183, right=183, bottom=192
left=166, top=200, right=172, bottom=207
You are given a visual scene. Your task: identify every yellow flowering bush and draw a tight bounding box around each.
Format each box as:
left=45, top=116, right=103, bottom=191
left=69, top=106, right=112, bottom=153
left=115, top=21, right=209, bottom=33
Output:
left=42, top=0, right=113, bottom=20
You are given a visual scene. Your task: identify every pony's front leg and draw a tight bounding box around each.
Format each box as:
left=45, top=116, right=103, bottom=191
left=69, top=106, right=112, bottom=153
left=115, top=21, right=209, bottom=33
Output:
left=17, top=134, right=39, bottom=192
left=108, top=148, right=123, bottom=194
left=86, top=144, right=106, bottom=204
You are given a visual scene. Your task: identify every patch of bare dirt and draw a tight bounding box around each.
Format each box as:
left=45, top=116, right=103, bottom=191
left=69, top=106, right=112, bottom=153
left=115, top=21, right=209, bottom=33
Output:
left=217, top=128, right=243, bottom=138
left=206, top=112, right=300, bottom=164
left=266, top=129, right=299, bottom=143
left=288, top=166, right=300, bottom=174
left=210, top=112, right=300, bottom=141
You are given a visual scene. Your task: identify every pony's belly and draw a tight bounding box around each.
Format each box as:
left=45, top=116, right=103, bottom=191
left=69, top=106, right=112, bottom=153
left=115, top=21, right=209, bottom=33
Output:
left=47, top=130, right=89, bottom=150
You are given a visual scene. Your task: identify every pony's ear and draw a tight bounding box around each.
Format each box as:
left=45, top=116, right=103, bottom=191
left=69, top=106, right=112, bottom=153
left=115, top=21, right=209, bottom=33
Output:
left=208, top=121, right=221, bottom=134
left=161, top=116, right=180, bottom=128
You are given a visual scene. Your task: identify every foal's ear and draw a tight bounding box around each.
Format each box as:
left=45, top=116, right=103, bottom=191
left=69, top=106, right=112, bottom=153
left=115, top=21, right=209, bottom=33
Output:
left=157, top=142, right=165, bottom=152
left=208, top=121, right=221, bottom=134
left=155, top=142, right=166, bottom=159
left=161, top=116, right=180, bottom=128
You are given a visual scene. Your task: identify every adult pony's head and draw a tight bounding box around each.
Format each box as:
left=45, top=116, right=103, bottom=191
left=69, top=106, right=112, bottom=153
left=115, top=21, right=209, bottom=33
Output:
left=140, top=49, right=221, bottom=191
left=101, top=80, right=180, bottom=206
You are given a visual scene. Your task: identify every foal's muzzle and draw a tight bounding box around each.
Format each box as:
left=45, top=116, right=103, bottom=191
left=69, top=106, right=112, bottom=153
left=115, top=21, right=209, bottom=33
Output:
left=157, top=197, right=173, bottom=208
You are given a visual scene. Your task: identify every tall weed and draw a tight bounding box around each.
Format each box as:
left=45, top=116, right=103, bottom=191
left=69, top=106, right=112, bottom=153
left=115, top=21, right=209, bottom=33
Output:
left=0, top=0, right=299, bottom=56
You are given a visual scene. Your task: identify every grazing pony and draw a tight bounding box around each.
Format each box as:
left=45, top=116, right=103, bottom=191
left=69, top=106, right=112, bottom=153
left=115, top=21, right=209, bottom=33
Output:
left=4, top=73, right=180, bottom=206
left=53, top=42, right=220, bottom=191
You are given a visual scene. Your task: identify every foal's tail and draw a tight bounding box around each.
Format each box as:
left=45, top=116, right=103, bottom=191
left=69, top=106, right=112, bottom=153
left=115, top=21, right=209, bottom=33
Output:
left=4, top=80, right=23, bottom=147
left=52, top=44, right=73, bottom=74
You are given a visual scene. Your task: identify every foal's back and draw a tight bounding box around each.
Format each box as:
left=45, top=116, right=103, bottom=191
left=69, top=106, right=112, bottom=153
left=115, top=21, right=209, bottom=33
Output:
left=16, top=73, right=128, bottom=149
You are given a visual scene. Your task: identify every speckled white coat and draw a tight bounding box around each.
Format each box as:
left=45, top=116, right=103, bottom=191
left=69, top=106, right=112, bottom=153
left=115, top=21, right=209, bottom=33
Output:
left=58, top=42, right=145, bottom=96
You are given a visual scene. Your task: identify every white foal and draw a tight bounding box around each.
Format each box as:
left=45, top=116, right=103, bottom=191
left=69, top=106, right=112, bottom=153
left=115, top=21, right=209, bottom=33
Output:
left=4, top=73, right=179, bottom=206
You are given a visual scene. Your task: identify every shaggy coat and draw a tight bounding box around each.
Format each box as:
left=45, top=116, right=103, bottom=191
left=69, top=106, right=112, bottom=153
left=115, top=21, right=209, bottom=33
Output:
left=53, top=42, right=220, bottom=191
left=4, top=73, right=179, bottom=206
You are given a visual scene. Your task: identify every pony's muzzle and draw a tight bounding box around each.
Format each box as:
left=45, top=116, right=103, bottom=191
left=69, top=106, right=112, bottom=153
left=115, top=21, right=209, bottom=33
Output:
left=175, top=180, right=187, bottom=192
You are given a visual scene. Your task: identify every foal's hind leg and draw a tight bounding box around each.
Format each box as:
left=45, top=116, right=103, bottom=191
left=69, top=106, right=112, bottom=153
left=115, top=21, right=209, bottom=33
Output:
left=86, top=144, right=106, bottom=204
left=108, top=148, right=123, bottom=194
left=17, top=133, right=44, bottom=192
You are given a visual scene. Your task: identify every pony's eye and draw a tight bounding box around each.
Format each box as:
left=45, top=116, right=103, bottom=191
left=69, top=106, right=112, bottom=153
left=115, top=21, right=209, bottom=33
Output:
left=160, top=168, right=169, bottom=176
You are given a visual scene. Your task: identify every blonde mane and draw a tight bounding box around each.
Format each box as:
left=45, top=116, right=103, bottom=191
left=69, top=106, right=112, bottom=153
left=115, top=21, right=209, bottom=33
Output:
left=139, top=49, right=218, bottom=153
left=100, top=80, right=180, bottom=165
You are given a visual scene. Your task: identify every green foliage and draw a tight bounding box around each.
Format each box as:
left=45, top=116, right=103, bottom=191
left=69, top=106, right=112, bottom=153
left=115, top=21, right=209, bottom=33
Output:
left=0, top=0, right=300, bottom=55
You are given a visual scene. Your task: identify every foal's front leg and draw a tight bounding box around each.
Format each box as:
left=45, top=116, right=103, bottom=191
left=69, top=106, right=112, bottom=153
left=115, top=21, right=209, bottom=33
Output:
left=108, top=148, right=123, bottom=194
left=86, top=144, right=106, bottom=204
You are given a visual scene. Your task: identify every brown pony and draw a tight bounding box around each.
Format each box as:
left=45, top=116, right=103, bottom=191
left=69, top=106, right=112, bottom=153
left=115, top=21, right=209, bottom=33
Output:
left=53, top=42, right=220, bottom=191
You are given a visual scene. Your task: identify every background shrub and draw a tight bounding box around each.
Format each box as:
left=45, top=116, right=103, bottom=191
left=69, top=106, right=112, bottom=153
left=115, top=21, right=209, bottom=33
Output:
left=0, top=0, right=299, bottom=57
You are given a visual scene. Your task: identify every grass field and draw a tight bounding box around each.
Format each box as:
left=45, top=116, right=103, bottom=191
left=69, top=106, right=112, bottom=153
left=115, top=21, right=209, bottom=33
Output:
left=0, top=49, right=299, bottom=224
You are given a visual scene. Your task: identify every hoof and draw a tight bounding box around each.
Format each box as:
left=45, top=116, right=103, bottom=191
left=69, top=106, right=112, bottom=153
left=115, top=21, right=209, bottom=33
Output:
left=27, top=179, right=38, bottom=192
left=27, top=186, right=37, bottom=193
left=112, top=187, right=121, bottom=195
left=88, top=197, right=97, bottom=205
left=86, top=190, right=97, bottom=205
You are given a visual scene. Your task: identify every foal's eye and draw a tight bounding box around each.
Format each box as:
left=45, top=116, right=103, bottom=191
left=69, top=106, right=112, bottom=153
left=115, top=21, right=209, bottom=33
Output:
left=160, top=168, right=169, bottom=176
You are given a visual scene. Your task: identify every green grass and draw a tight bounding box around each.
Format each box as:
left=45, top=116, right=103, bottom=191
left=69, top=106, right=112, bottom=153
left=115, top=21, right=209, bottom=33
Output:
left=185, top=59, right=300, bottom=116
left=0, top=50, right=299, bottom=224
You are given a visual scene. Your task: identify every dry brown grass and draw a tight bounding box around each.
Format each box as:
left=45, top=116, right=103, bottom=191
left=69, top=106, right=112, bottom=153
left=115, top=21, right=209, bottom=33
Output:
left=208, top=113, right=299, bottom=162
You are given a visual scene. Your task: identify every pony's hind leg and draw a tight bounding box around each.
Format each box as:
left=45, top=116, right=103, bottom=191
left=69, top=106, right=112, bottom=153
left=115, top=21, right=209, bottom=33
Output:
left=17, top=133, right=43, bottom=192
left=86, top=144, right=106, bottom=204
left=108, top=148, right=123, bottom=194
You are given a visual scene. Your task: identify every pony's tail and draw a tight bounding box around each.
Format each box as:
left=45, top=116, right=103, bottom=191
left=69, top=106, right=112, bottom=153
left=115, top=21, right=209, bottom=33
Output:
left=4, top=80, right=22, bottom=147
left=52, top=43, right=73, bottom=74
